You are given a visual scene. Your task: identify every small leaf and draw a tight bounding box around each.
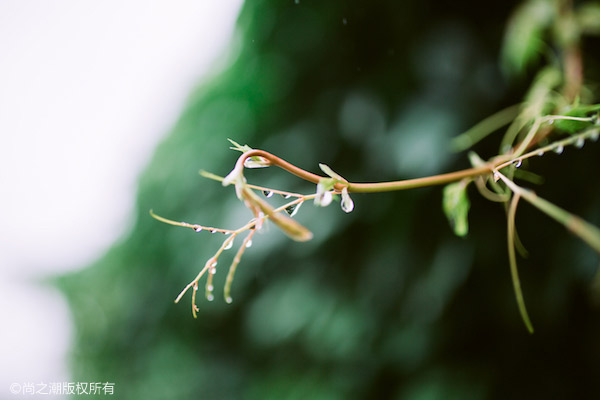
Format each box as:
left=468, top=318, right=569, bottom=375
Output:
left=443, top=180, right=471, bottom=237
left=501, top=0, right=554, bottom=76
left=319, top=163, right=346, bottom=181
left=227, top=138, right=253, bottom=153
left=576, top=3, right=600, bottom=35
left=553, top=104, right=600, bottom=134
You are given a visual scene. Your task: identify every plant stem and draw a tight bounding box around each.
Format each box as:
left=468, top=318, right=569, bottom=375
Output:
left=498, top=173, right=600, bottom=254
left=237, top=150, right=500, bottom=194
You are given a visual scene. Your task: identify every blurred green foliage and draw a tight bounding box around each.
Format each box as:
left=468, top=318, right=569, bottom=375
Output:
left=58, top=0, right=600, bottom=398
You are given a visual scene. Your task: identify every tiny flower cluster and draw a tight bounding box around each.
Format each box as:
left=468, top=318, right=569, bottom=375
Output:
left=152, top=142, right=357, bottom=317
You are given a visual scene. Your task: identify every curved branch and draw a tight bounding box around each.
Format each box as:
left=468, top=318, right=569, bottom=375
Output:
left=236, top=150, right=497, bottom=193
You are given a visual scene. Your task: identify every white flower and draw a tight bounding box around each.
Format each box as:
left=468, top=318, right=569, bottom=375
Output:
left=314, top=180, right=334, bottom=207
left=222, top=165, right=245, bottom=199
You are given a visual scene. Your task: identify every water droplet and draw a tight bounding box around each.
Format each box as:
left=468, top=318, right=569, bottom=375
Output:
left=493, top=172, right=500, bottom=182
left=514, top=159, right=522, bottom=168
left=285, top=202, right=303, bottom=217
left=210, top=267, right=217, bottom=275
left=548, top=119, right=554, bottom=124
left=210, top=229, right=217, bottom=234
left=590, top=130, right=599, bottom=142
left=194, top=226, right=203, bottom=233
left=193, top=285, right=198, bottom=291
left=537, top=150, right=544, bottom=157
left=211, top=261, right=217, bottom=267
left=575, top=137, right=585, bottom=148
left=224, top=239, right=234, bottom=250
left=207, top=293, right=214, bottom=301
left=263, top=190, right=274, bottom=198
left=282, top=194, right=292, bottom=199
left=244, top=157, right=269, bottom=168
left=207, top=284, right=214, bottom=292
left=245, top=240, right=253, bottom=248
left=225, top=296, right=233, bottom=304
left=554, top=144, right=564, bottom=154
left=341, top=198, right=354, bottom=213
left=341, top=187, right=354, bottom=213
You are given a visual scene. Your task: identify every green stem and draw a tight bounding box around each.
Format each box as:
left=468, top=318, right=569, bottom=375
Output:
left=507, top=193, right=535, bottom=333
left=237, top=150, right=498, bottom=193
left=498, top=173, right=600, bottom=254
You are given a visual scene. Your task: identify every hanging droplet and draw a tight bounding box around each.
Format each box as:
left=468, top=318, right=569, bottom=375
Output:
left=285, top=202, right=303, bottom=217
left=207, top=284, right=214, bottom=292
left=575, top=136, right=585, bottom=148
left=263, top=190, right=274, bottom=198
left=194, top=226, right=203, bottom=233
left=590, top=130, right=599, bottom=142
left=514, top=159, right=522, bottom=168
left=211, top=261, right=217, bottom=267
left=341, top=187, right=354, bottom=213
left=193, top=285, right=198, bottom=291
left=224, top=239, right=234, bottom=250
left=537, top=150, right=544, bottom=157
left=210, top=229, right=217, bottom=234
left=209, top=267, right=217, bottom=275
left=548, top=119, right=554, bottom=124
left=245, top=239, right=253, bottom=248
left=207, top=293, right=214, bottom=302
left=282, top=194, right=292, bottom=199
left=493, top=171, right=500, bottom=182
left=225, top=296, right=233, bottom=304
left=554, top=144, right=564, bottom=154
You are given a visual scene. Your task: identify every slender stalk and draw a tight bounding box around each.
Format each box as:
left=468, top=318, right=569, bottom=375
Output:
left=236, top=149, right=499, bottom=193
left=507, top=193, right=534, bottom=333
left=498, top=173, right=600, bottom=254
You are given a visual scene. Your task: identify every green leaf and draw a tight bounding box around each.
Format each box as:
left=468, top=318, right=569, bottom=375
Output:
left=501, top=0, right=554, bottom=76
left=442, top=180, right=471, bottom=237
left=576, top=2, right=600, bottom=35
left=553, top=104, right=600, bottom=134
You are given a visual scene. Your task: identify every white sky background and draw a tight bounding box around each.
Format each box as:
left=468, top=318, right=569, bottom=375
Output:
left=0, top=0, right=243, bottom=395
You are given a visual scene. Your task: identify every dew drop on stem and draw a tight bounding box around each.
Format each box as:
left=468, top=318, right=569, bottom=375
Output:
left=590, top=130, right=599, bottom=142
left=281, top=194, right=292, bottom=199
left=210, top=229, right=217, bottom=234
left=245, top=240, right=253, bottom=248
left=225, top=296, right=233, bottom=304
left=207, top=293, right=214, bottom=302
left=263, top=190, right=274, bottom=198
left=514, top=159, right=522, bottom=168
left=194, top=226, right=203, bottom=233
left=537, top=150, right=544, bottom=156
left=554, top=144, right=564, bottom=154
left=285, top=202, right=302, bottom=217
left=575, top=137, right=585, bottom=148
left=493, top=171, right=500, bottom=182
left=224, top=239, right=234, bottom=250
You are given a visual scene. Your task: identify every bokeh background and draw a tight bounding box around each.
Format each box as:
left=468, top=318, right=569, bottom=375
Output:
left=3, top=0, right=600, bottom=399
